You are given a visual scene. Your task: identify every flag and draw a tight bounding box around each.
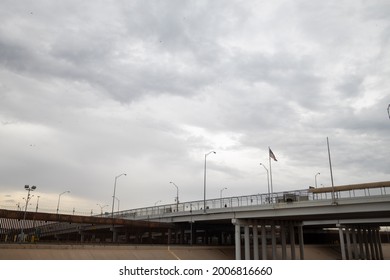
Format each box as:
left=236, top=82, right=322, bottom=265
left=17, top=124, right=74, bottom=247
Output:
left=269, top=148, right=277, bottom=161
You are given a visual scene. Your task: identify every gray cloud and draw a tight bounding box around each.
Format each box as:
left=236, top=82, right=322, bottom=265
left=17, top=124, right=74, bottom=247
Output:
left=0, top=0, right=389, bottom=212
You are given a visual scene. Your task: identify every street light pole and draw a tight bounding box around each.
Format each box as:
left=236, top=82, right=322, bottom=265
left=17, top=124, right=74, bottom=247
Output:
left=170, top=182, right=179, bottom=212
left=260, top=163, right=270, bottom=203
left=326, top=137, right=336, bottom=204
left=204, top=151, right=216, bottom=212
left=115, top=197, right=120, bottom=213
left=35, top=196, right=40, bottom=213
left=315, top=172, right=320, bottom=188
left=97, top=203, right=108, bottom=216
left=111, top=173, right=126, bottom=219
left=57, top=191, right=70, bottom=214
left=220, top=187, right=227, bottom=207
left=220, top=187, right=227, bottom=199
left=20, top=185, right=36, bottom=242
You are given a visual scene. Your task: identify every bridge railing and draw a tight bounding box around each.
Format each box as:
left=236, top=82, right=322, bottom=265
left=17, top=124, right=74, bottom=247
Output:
left=116, top=182, right=390, bottom=220
left=311, top=183, right=389, bottom=200
left=117, top=189, right=313, bottom=219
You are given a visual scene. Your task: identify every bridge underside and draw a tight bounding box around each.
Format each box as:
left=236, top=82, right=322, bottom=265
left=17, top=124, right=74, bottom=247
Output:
left=1, top=210, right=389, bottom=260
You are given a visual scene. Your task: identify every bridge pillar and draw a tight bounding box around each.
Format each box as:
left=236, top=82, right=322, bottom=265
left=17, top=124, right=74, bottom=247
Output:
left=232, top=219, right=306, bottom=260
left=111, top=227, right=118, bottom=243
left=253, top=223, right=259, bottom=260
left=167, top=228, right=172, bottom=245
left=190, top=223, right=195, bottom=245
left=375, top=227, right=382, bottom=260
left=376, top=228, right=384, bottom=260
left=351, top=227, right=358, bottom=259
left=345, top=227, right=352, bottom=259
left=338, top=226, right=347, bottom=260
left=79, top=231, right=85, bottom=243
left=363, top=228, right=370, bottom=259
left=357, top=226, right=365, bottom=259
left=175, top=228, right=179, bottom=244
left=368, top=228, right=375, bottom=259
left=123, top=230, right=129, bottom=243
left=220, top=232, right=225, bottom=245
left=180, top=228, right=184, bottom=245
left=280, top=222, right=287, bottom=260
left=261, top=223, right=267, bottom=260
left=298, top=224, right=304, bottom=260
left=289, top=223, right=296, bottom=260
left=369, top=228, right=376, bottom=260
left=234, top=222, right=241, bottom=260
left=244, top=225, right=250, bottom=260
left=271, top=222, right=276, bottom=260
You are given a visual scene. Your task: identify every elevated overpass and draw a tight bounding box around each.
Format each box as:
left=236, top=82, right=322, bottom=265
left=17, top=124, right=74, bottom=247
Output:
left=1, top=181, right=390, bottom=260
left=117, top=181, right=390, bottom=260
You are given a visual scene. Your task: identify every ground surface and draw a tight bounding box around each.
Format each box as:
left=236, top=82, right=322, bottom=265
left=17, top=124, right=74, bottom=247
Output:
left=0, top=243, right=389, bottom=260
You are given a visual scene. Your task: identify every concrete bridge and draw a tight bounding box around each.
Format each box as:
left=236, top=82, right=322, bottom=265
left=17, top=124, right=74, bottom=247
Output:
left=1, top=181, right=390, bottom=260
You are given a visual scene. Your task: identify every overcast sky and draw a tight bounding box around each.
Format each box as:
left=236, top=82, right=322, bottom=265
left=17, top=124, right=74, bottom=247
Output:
left=0, top=0, right=389, bottom=214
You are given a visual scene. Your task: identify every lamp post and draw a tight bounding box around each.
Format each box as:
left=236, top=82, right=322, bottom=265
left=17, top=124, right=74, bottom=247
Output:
left=220, top=187, right=227, bottom=199
left=204, top=151, right=216, bottom=212
left=33, top=195, right=41, bottom=236
left=169, top=181, right=179, bottom=212
left=97, top=203, right=109, bottom=216
left=260, top=163, right=270, bottom=203
left=20, top=185, right=36, bottom=242
left=57, top=191, right=70, bottom=214
left=35, top=196, right=40, bottom=213
left=315, top=172, right=320, bottom=188
left=220, top=187, right=227, bottom=208
left=111, top=173, right=126, bottom=219
left=114, top=197, right=120, bottom=213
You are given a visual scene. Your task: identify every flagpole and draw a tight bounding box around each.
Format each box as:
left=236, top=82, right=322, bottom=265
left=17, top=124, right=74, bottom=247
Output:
left=326, top=137, right=336, bottom=204
left=268, top=147, right=274, bottom=203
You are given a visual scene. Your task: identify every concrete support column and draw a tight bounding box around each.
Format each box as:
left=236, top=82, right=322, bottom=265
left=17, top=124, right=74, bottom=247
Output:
left=235, top=223, right=241, bottom=260
left=372, top=228, right=380, bottom=260
left=180, top=228, right=184, bottom=245
left=253, top=224, right=259, bottom=260
left=244, top=225, right=250, bottom=260
left=368, top=228, right=375, bottom=260
left=79, top=231, right=85, bottom=243
left=175, top=229, right=179, bottom=245
left=345, top=227, right=352, bottom=260
left=271, top=223, right=276, bottom=260
left=289, top=223, right=296, bottom=260
left=351, top=227, right=358, bottom=260
left=159, top=230, right=164, bottom=244
left=338, top=226, right=346, bottom=260
left=280, top=223, right=287, bottom=260
left=220, top=232, right=224, bottom=245
left=261, top=224, right=267, bottom=260
left=167, top=228, right=172, bottom=245
left=298, top=224, right=304, bottom=260
left=363, top=228, right=370, bottom=260
left=376, top=228, right=384, bottom=260
left=111, top=227, right=118, bottom=243
left=357, top=227, right=364, bottom=259
left=190, top=223, right=196, bottom=245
